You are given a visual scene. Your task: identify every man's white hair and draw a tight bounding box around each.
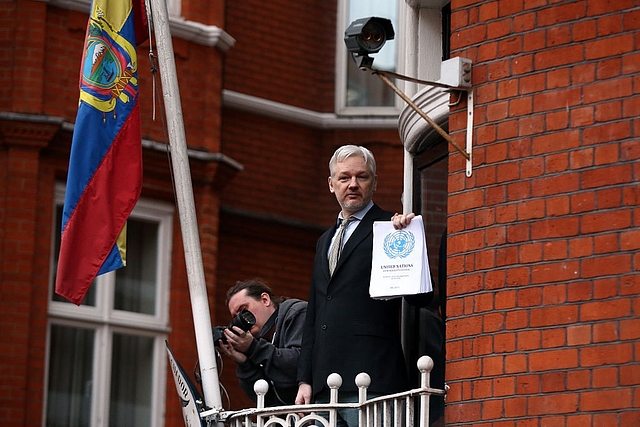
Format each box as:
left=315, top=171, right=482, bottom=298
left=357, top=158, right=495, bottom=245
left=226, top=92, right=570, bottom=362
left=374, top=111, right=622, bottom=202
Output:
left=328, top=145, right=376, bottom=177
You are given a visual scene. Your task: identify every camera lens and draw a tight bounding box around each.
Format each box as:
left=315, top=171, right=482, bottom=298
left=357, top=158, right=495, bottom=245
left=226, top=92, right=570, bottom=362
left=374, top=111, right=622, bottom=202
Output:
left=229, top=309, right=256, bottom=332
left=358, top=22, right=386, bottom=51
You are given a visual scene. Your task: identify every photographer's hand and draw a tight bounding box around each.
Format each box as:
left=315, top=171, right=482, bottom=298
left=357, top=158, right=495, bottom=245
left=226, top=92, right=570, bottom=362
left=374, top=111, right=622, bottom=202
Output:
left=224, top=326, right=254, bottom=353
left=217, top=340, right=247, bottom=363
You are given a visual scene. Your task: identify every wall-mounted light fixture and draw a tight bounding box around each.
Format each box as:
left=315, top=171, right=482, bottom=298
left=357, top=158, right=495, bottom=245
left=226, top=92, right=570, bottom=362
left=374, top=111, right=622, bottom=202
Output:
left=345, top=17, right=474, bottom=177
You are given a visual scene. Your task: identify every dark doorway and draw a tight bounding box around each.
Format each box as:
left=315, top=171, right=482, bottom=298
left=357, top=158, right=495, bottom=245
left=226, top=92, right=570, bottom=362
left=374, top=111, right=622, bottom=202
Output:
left=403, top=139, right=448, bottom=426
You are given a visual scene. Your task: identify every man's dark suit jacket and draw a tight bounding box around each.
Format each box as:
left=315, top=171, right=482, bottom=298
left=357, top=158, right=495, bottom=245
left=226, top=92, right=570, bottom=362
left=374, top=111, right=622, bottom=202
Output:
left=297, top=203, right=409, bottom=398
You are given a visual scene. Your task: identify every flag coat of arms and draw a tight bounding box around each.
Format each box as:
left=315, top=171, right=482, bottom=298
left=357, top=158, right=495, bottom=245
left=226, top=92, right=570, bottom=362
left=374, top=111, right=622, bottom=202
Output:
left=56, top=0, right=147, bottom=305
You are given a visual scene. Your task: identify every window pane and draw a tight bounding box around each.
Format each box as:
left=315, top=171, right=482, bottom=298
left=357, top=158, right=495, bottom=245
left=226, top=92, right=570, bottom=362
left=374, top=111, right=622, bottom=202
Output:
left=46, top=325, right=94, bottom=427
left=114, top=219, right=159, bottom=314
left=347, top=61, right=397, bottom=107
left=110, top=333, right=154, bottom=426
left=346, top=0, right=398, bottom=107
left=52, top=205, right=97, bottom=306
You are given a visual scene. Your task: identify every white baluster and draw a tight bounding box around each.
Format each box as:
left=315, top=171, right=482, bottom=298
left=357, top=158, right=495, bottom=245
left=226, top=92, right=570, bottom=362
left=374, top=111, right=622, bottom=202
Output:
left=418, top=356, right=434, bottom=427
left=355, top=373, right=370, bottom=427
left=327, top=373, right=342, bottom=427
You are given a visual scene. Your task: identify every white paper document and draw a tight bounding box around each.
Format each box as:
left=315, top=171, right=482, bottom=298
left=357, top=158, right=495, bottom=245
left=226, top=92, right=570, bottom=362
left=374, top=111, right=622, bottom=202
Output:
left=370, top=215, right=433, bottom=299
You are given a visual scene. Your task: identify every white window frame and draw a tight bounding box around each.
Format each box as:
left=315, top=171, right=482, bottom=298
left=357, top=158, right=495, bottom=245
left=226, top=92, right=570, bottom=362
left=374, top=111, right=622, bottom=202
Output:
left=166, top=0, right=181, bottom=18
left=56, top=0, right=181, bottom=18
left=335, top=0, right=405, bottom=116
left=44, top=183, right=174, bottom=427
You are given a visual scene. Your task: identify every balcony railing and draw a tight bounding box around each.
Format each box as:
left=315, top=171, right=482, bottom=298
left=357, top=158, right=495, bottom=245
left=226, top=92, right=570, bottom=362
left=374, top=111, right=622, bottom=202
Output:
left=201, top=355, right=446, bottom=427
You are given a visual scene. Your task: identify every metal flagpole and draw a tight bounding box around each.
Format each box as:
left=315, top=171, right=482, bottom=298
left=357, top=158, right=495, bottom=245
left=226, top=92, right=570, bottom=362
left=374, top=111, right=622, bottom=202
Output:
left=147, top=0, right=223, bottom=412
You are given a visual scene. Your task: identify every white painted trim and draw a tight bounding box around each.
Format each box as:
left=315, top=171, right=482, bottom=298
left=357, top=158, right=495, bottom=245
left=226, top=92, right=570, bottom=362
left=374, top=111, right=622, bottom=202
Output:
left=222, top=90, right=399, bottom=130
left=405, top=0, right=450, bottom=8
left=398, top=86, right=449, bottom=154
left=170, top=17, right=235, bottom=51
left=45, top=0, right=235, bottom=50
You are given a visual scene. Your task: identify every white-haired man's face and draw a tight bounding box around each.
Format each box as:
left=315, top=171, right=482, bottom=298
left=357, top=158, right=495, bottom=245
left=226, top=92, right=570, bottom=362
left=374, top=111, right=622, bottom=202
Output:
left=328, top=155, right=377, bottom=217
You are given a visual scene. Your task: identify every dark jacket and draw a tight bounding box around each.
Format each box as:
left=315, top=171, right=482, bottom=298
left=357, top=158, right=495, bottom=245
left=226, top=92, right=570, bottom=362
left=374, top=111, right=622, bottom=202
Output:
left=236, top=298, right=307, bottom=405
left=297, top=204, right=409, bottom=398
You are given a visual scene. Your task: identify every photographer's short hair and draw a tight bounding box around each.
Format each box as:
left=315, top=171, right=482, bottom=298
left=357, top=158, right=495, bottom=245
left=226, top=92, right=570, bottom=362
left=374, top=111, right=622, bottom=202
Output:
left=226, top=279, right=284, bottom=307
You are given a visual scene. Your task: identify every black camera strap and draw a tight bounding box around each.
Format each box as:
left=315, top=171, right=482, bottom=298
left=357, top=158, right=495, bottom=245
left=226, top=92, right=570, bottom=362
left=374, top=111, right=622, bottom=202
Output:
left=258, top=308, right=278, bottom=342
left=256, top=308, right=288, bottom=404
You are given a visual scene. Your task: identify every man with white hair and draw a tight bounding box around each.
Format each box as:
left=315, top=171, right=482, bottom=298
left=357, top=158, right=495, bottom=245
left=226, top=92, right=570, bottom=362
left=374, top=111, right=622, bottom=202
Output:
left=295, top=145, right=417, bottom=427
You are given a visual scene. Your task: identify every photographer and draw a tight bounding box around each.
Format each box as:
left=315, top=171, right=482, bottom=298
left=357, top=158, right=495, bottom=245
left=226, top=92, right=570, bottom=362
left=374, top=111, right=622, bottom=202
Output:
left=217, top=279, right=307, bottom=406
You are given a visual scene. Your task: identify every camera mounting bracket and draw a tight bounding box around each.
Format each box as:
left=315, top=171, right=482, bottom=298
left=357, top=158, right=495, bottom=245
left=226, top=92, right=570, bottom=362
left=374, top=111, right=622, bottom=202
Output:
left=360, top=60, right=474, bottom=178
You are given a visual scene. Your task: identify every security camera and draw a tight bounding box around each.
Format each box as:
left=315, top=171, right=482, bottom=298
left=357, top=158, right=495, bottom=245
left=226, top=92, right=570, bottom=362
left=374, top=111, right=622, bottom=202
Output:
left=344, top=17, right=394, bottom=68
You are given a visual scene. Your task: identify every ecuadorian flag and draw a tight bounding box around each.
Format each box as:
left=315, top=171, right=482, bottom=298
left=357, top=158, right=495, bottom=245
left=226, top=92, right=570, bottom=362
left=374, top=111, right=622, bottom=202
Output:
left=56, top=0, right=148, bottom=305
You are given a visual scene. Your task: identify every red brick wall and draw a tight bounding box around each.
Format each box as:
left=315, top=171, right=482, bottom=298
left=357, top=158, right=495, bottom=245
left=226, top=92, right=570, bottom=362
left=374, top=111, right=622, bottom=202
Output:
left=445, top=1, right=639, bottom=425
left=223, top=0, right=338, bottom=112
left=0, top=0, right=14, bottom=110
left=0, top=121, right=59, bottom=426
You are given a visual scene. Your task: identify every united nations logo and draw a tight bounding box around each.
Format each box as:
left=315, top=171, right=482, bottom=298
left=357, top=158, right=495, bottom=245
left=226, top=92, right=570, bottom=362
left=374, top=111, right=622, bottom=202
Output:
left=383, top=230, right=415, bottom=259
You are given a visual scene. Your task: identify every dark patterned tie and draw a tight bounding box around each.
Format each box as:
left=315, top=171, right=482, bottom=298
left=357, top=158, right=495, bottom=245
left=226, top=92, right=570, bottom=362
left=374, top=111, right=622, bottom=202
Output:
left=328, top=216, right=355, bottom=275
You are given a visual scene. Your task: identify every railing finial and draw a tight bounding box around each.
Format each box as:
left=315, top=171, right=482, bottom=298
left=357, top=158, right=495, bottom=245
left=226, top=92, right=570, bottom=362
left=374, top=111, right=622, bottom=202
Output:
left=254, top=379, right=269, bottom=409
left=417, top=355, right=434, bottom=373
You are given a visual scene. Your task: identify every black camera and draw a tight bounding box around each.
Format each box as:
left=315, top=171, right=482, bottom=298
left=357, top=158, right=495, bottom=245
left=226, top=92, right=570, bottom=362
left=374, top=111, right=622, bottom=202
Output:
left=213, top=309, right=256, bottom=346
left=344, top=17, right=394, bottom=56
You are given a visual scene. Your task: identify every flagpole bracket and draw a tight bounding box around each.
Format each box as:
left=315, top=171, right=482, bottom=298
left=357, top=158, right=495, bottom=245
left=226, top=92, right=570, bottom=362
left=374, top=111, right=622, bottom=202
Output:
left=465, top=88, right=473, bottom=177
